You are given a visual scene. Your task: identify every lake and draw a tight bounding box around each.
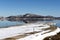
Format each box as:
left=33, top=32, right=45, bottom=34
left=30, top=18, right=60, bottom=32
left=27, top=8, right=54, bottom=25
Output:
left=40, top=20, right=60, bottom=27
left=54, top=20, right=60, bottom=27
left=0, top=20, right=60, bottom=28
left=0, top=20, right=25, bottom=28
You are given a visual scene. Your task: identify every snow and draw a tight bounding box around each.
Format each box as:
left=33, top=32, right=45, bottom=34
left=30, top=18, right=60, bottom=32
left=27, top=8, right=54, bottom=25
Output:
left=18, top=27, right=60, bottom=40
left=0, top=23, right=49, bottom=39
left=0, top=22, right=60, bottom=40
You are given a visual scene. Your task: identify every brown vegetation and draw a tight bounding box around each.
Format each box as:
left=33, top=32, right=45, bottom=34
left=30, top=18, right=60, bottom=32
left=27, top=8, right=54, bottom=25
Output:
left=3, top=38, right=16, bottom=40
left=44, top=32, right=60, bottom=40
left=3, top=31, right=40, bottom=40
left=41, top=25, right=57, bottom=35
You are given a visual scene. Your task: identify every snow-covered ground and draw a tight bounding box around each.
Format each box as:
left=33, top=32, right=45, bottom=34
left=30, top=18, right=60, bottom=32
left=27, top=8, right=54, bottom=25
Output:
left=18, top=27, right=60, bottom=40
left=0, top=22, right=60, bottom=40
left=0, top=23, right=50, bottom=39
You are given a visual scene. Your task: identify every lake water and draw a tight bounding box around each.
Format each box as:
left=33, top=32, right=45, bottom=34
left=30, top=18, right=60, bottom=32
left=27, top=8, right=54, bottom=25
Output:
left=0, top=20, right=25, bottom=28
left=40, top=20, right=60, bottom=27
left=53, top=20, right=60, bottom=27
left=0, top=20, right=60, bottom=28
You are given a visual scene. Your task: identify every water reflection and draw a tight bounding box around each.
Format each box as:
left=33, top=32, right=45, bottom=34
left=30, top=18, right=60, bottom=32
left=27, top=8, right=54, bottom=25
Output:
left=0, top=20, right=60, bottom=28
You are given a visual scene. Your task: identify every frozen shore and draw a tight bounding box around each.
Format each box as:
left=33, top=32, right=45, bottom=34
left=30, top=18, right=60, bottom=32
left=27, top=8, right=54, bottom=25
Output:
left=0, top=22, right=60, bottom=40
left=18, top=27, right=60, bottom=40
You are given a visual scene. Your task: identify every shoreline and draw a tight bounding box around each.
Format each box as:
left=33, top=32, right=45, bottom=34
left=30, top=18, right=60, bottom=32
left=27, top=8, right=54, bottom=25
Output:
left=0, top=22, right=45, bottom=39
left=0, top=22, right=60, bottom=40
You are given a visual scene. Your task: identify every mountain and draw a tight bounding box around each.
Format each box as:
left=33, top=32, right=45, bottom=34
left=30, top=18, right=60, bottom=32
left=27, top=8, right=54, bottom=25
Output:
left=6, top=13, right=60, bottom=22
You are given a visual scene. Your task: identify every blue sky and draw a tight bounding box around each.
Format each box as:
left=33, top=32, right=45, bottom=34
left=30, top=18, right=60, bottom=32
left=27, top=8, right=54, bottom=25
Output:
left=0, top=0, right=60, bottom=17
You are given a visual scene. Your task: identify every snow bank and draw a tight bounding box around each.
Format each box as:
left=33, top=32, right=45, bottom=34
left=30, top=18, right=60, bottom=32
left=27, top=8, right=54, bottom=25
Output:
left=0, top=22, right=58, bottom=40
left=18, top=27, right=60, bottom=40
left=0, top=23, right=49, bottom=39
